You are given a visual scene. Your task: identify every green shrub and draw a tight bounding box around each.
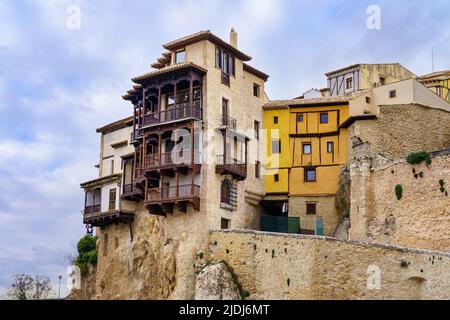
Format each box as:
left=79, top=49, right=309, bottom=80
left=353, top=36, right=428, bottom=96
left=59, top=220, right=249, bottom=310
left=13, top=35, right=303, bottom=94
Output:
left=75, top=235, right=98, bottom=275
left=395, top=184, right=403, bottom=200
left=406, top=152, right=431, bottom=166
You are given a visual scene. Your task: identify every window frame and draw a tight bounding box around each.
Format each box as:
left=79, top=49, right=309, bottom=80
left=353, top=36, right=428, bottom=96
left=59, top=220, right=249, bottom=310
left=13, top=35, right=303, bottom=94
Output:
left=254, top=120, right=260, bottom=140
left=297, top=114, right=304, bottom=122
left=304, top=167, right=317, bottom=182
left=320, top=112, right=329, bottom=124
left=271, top=140, right=281, bottom=154
left=345, top=77, right=353, bottom=90
left=109, top=188, right=116, bottom=211
left=274, top=174, right=280, bottom=182
left=327, top=142, right=334, bottom=154
left=273, top=116, right=279, bottom=124
left=175, top=50, right=186, bottom=64
left=303, top=143, right=312, bottom=155
left=306, top=202, right=317, bottom=215
left=255, top=161, right=261, bottom=179
left=253, top=83, right=260, bottom=97
left=389, top=90, right=397, bottom=98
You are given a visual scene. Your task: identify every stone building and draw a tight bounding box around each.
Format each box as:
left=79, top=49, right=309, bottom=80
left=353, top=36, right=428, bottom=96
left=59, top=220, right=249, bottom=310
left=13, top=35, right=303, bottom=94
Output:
left=79, top=29, right=269, bottom=299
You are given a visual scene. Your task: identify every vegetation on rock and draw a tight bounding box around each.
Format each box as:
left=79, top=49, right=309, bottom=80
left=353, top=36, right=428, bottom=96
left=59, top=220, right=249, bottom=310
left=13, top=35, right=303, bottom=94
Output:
left=75, top=235, right=98, bottom=275
left=406, top=152, right=432, bottom=166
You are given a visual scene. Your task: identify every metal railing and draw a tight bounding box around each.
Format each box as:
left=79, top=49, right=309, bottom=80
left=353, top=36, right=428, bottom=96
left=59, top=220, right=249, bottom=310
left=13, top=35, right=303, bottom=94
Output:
left=221, top=115, right=237, bottom=129
left=142, top=150, right=201, bottom=170
left=216, top=155, right=247, bottom=177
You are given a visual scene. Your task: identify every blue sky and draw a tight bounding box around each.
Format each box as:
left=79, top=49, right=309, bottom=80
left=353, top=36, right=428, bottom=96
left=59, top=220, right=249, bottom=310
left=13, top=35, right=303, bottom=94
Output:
left=0, top=0, right=449, bottom=298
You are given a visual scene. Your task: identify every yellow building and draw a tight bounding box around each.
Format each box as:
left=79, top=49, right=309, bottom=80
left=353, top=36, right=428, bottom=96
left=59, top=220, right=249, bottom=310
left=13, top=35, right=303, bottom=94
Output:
left=418, top=70, right=450, bottom=103
left=263, top=63, right=418, bottom=236
left=263, top=95, right=359, bottom=235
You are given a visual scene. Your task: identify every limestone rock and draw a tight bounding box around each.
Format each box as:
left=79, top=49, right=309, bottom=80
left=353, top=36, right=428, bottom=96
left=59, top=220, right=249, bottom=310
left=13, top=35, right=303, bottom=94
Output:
left=194, top=262, right=240, bottom=300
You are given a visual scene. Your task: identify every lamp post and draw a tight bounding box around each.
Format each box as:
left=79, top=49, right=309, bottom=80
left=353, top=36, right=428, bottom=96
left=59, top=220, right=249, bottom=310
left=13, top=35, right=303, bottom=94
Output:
left=58, top=275, right=62, bottom=299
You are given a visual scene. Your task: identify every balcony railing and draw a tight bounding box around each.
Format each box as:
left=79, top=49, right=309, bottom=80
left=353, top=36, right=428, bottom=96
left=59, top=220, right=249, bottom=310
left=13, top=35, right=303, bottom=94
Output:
left=142, top=150, right=201, bottom=171
left=141, top=106, right=202, bottom=126
left=146, top=184, right=200, bottom=203
left=216, top=155, right=247, bottom=179
left=221, top=115, right=237, bottom=130
left=83, top=205, right=101, bottom=217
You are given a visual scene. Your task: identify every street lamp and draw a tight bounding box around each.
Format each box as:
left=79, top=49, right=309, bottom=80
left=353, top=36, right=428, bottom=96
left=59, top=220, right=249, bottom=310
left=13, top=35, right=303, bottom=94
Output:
left=58, top=275, right=62, bottom=299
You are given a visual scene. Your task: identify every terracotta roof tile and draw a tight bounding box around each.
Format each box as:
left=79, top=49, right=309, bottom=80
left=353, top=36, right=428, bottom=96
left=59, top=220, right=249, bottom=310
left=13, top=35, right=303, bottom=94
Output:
left=131, top=62, right=207, bottom=84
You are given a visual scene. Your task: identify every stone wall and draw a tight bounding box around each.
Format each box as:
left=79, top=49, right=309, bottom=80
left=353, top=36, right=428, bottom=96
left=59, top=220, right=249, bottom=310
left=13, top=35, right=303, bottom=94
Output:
left=348, top=103, right=450, bottom=251
left=209, top=230, right=450, bottom=300
left=350, top=104, right=450, bottom=161
left=350, top=153, right=450, bottom=251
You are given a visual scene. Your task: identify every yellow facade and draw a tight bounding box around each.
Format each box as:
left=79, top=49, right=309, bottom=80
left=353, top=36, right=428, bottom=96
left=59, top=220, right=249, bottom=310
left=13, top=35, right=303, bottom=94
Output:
left=264, top=108, right=290, bottom=194
left=264, top=104, right=348, bottom=196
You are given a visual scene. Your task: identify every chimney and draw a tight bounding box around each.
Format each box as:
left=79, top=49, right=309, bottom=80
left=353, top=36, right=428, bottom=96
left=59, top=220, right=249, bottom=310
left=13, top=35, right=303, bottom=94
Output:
left=230, top=28, right=238, bottom=48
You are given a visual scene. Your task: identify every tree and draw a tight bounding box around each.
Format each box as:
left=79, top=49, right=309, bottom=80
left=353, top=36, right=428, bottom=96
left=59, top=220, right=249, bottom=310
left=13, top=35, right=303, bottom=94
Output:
left=7, top=274, right=53, bottom=300
left=7, top=274, right=34, bottom=300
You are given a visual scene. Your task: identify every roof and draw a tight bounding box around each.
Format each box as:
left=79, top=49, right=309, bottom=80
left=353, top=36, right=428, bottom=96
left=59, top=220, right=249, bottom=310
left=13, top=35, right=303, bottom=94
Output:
left=339, top=114, right=377, bottom=129
left=96, top=116, right=133, bottom=134
left=264, top=90, right=369, bottom=109
left=80, top=174, right=122, bottom=189
left=163, top=30, right=252, bottom=62
left=325, top=63, right=405, bottom=77
left=418, top=70, right=450, bottom=82
left=243, top=63, right=269, bottom=81
left=131, top=62, right=207, bottom=84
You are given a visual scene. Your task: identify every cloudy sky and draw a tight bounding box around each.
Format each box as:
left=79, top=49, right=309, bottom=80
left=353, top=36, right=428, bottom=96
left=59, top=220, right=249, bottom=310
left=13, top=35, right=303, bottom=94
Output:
left=0, top=0, right=449, bottom=298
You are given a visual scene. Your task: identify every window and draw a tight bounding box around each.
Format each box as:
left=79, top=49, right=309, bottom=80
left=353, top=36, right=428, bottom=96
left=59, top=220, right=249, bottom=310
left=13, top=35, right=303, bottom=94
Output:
left=253, top=83, right=260, bottom=97
left=304, top=167, right=316, bottom=182
left=303, top=143, right=312, bottom=155
left=327, top=142, right=334, bottom=153
left=272, top=140, right=281, bottom=154
left=273, top=116, right=278, bottom=124
left=297, top=114, right=303, bottom=122
left=220, top=179, right=236, bottom=211
left=274, top=174, right=279, bottom=182
left=306, top=202, right=317, bottom=215
left=254, top=120, right=260, bottom=140
left=380, top=77, right=386, bottom=85
left=221, top=218, right=230, bottom=230
left=365, top=96, right=371, bottom=104
left=389, top=90, right=396, bottom=98
left=320, top=113, right=328, bottom=124
left=215, top=47, right=222, bottom=68
left=175, top=50, right=185, bottom=63
left=109, top=189, right=116, bottom=211
left=255, top=161, right=261, bottom=179
left=346, top=77, right=353, bottom=90
left=110, top=159, right=114, bottom=175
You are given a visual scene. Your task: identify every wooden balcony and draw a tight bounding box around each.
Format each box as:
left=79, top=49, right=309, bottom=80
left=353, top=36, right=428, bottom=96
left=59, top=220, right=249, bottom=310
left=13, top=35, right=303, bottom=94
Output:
left=145, top=183, right=201, bottom=215
left=142, top=106, right=202, bottom=127
left=142, top=150, right=201, bottom=173
left=122, top=182, right=144, bottom=201
left=83, top=207, right=134, bottom=227
left=216, top=155, right=247, bottom=180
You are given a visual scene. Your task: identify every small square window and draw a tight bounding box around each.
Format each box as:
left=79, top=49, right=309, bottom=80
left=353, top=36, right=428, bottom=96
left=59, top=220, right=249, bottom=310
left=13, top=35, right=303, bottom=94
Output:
left=380, top=77, right=386, bottom=85
left=273, top=116, right=278, bottom=124
left=272, top=140, right=281, bottom=154
left=221, top=218, right=230, bottom=230
left=274, top=174, right=279, bottom=182
left=304, top=168, right=316, bottom=182
left=297, top=114, right=303, bottom=122
left=175, top=50, right=186, bottom=64
left=306, top=203, right=317, bottom=215
left=320, top=113, right=328, bottom=124
left=346, top=78, right=353, bottom=90
left=389, top=90, right=396, bottom=98
left=327, top=142, right=334, bottom=153
left=303, top=143, right=312, bottom=154
left=365, top=96, right=371, bottom=104
left=253, top=83, right=260, bottom=97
